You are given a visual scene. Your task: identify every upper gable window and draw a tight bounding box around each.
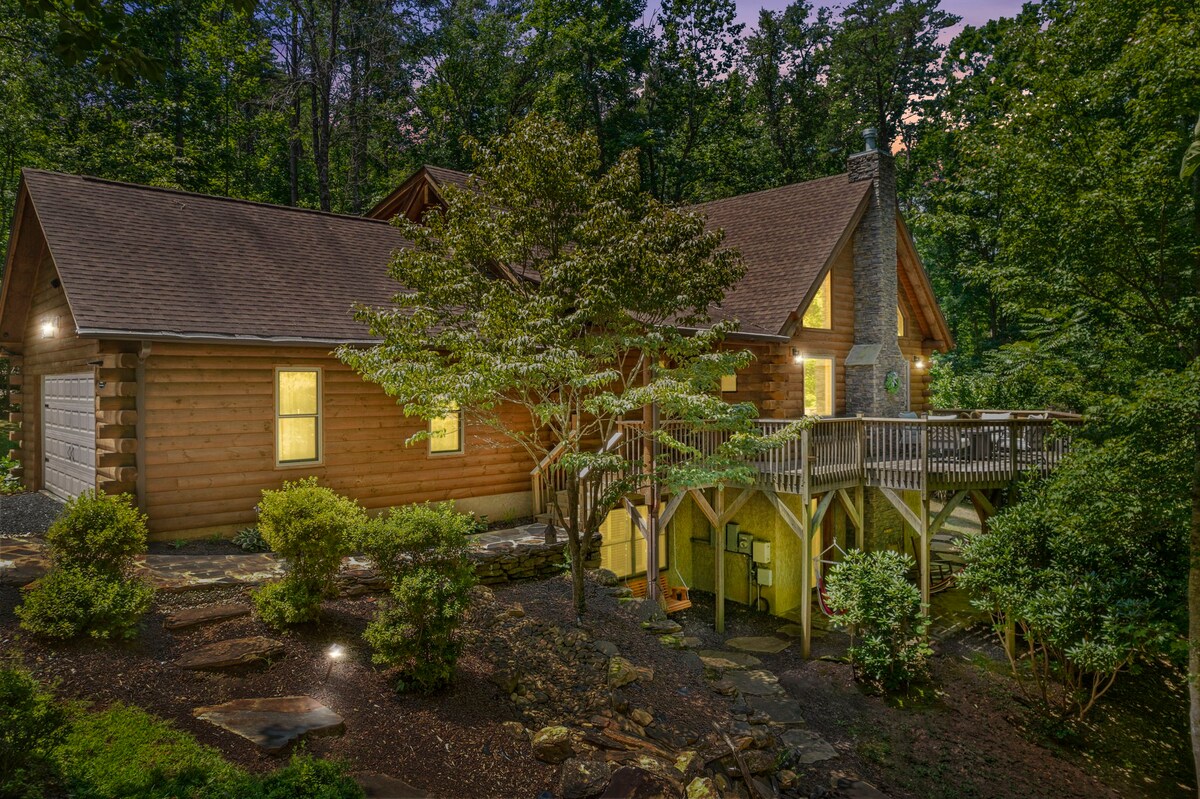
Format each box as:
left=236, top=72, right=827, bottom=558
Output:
left=276, top=368, right=321, bottom=465
left=897, top=306, right=905, bottom=337
left=720, top=373, right=737, bottom=393
left=802, top=273, right=832, bottom=329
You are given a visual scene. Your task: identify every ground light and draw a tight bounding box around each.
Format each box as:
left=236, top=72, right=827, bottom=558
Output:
left=323, top=643, right=345, bottom=682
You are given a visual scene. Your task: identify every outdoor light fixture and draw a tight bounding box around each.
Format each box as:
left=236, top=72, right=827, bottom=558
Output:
left=41, top=318, right=58, bottom=339
left=792, top=347, right=804, bottom=365
left=913, top=355, right=926, bottom=371
left=323, top=643, right=345, bottom=681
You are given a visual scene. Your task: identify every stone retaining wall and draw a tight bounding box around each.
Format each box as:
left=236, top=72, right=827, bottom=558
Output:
left=471, top=533, right=602, bottom=586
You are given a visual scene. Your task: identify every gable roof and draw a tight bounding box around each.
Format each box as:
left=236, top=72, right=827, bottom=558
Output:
left=689, top=175, right=872, bottom=336
left=5, top=170, right=411, bottom=344
left=367, top=165, right=472, bottom=222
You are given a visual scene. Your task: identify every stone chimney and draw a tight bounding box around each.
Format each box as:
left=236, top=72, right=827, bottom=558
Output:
left=844, top=128, right=907, bottom=417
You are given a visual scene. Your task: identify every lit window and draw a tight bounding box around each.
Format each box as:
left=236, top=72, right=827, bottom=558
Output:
left=430, top=405, right=463, bottom=454
left=599, top=507, right=669, bottom=579
left=720, top=373, right=737, bottom=393
left=276, top=369, right=320, bottom=464
left=897, top=306, right=905, bottom=337
left=802, top=272, right=832, bottom=329
left=804, top=356, right=835, bottom=416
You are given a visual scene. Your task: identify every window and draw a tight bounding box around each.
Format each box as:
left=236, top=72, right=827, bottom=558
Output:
left=276, top=368, right=320, bottom=465
left=802, top=272, right=832, bottom=329
left=804, top=356, right=835, bottom=416
left=430, top=405, right=464, bottom=454
left=599, top=506, right=669, bottom=579
left=720, top=373, right=737, bottom=393
left=897, top=306, right=905, bottom=337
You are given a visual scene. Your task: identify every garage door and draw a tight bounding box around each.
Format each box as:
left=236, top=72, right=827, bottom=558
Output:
left=43, top=373, right=96, bottom=501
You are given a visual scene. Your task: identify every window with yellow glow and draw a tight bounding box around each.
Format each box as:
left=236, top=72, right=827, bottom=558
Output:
left=599, top=506, right=669, bottom=579
left=430, top=405, right=464, bottom=454
left=897, top=306, right=905, bottom=337
left=276, top=368, right=320, bottom=464
left=720, top=373, right=737, bottom=393
left=804, top=356, right=835, bottom=416
left=802, top=272, right=832, bottom=329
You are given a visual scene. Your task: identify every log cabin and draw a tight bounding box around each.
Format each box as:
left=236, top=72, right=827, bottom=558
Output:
left=3, top=131, right=1059, bottom=650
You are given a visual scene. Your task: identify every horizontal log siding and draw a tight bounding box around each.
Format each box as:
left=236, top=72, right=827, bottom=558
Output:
left=140, top=343, right=533, bottom=536
left=14, top=256, right=101, bottom=492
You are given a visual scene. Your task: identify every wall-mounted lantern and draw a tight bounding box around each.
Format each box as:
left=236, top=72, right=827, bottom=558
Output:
left=913, top=354, right=926, bottom=371
left=41, top=317, right=58, bottom=339
left=792, top=347, right=804, bottom=365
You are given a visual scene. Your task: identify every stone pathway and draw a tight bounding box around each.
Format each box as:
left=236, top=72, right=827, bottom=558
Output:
left=164, top=603, right=252, bottom=630
left=193, top=696, right=344, bottom=753
left=176, top=636, right=285, bottom=670
left=724, top=636, right=792, bottom=655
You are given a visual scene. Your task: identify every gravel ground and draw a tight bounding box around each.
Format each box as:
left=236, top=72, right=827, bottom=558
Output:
left=0, top=492, right=64, bottom=535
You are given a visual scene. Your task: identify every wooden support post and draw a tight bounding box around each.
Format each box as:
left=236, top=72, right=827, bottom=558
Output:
left=800, top=496, right=813, bottom=659
left=854, top=484, right=865, bottom=550
left=919, top=494, right=931, bottom=611
left=715, top=486, right=725, bottom=634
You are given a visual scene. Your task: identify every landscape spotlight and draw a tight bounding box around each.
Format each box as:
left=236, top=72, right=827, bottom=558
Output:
left=323, top=643, right=345, bottom=681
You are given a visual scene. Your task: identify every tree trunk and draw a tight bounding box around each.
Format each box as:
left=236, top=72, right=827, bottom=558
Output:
left=567, top=471, right=587, bottom=616
left=288, top=9, right=301, bottom=206
left=1188, top=167, right=1200, bottom=799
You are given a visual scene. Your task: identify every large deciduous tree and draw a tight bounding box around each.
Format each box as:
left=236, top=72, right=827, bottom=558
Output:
left=340, top=115, right=792, bottom=614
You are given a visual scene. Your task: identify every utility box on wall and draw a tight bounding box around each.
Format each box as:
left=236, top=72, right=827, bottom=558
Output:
left=752, top=540, right=771, bottom=564
left=756, top=567, right=774, bottom=586
left=724, top=522, right=740, bottom=552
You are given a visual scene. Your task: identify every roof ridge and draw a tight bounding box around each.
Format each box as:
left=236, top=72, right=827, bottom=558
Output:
left=689, top=172, right=855, bottom=211
left=22, top=168, right=394, bottom=226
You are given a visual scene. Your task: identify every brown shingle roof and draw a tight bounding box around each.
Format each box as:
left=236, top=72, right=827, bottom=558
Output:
left=23, top=170, right=410, bottom=343
left=693, top=174, right=872, bottom=336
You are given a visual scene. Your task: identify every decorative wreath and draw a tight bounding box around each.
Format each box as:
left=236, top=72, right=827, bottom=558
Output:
left=884, top=370, right=901, bottom=395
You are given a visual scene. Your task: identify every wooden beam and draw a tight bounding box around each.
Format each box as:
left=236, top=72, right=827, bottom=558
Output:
left=810, top=491, right=837, bottom=535
left=763, top=489, right=811, bottom=658
left=834, top=488, right=862, bottom=534
left=716, top=487, right=755, bottom=527
left=715, top=487, right=725, bottom=634
left=878, top=487, right=922, bottom=533
left=623, top=497, right=648, bottom=538
left=928, top=490, right=969, bottom=538
left=969, top=489, right=995, bottom=518
left=688, top=488, right=720, bottom=528
left=854, top=484, right=864, bottom=550
left=657, top=490, right=687, bottom=529
left=918, top=496, right=931, bottom=609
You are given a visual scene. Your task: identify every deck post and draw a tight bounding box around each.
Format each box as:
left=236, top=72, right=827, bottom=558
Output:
left=918, top=494, right=931, bottom=612
left=854, top=484, right=865, bottom=550
left=800, top=496, right=813, bottom=658
left=714, top=486, right=725, bottom=634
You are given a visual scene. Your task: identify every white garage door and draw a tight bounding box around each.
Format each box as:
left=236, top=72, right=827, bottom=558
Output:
left=42, top=373, right=96, bottom=501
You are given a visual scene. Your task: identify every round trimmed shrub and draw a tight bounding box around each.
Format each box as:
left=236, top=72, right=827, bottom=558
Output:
left=45, top=491, right=148, bottom=574
left=251, top=478, right=365, bottom=628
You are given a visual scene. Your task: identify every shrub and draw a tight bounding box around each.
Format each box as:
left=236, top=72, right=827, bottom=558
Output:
left=16, top=567, right=154, bottom=641
left=18, top=492, right=152, bottom=640
left=824, top=550, right=932, bottom=692
left=357, top=503, right=477, bottom=693
left=222, top=755, right=364, bottom=799
left=0, top=453, right=23, bottom=495
left=0, top=667, right=67, bottom=798
left=251, top=479, right=364, bottom=627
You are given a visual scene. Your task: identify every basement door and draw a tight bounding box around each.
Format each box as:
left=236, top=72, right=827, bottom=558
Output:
left=42, top=373, right=96, bottom=501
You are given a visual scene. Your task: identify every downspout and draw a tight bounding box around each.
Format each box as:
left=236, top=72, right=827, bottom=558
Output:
left=135, top=341, right=151, bottom=513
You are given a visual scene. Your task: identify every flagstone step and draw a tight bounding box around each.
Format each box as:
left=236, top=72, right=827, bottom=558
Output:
left=164, top=603, right=252, bottom=630
left=194, top=696, right=344, bottom=753
left=176, top=636, right=284, bottom=670
left=724, top=636, right=791, bottom=654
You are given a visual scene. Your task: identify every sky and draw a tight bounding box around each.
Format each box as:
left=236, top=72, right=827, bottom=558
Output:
left=730, top=0, right=1029, bottom=33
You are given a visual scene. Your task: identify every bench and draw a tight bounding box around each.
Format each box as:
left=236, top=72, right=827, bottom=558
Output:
left=625, top=573, right=692, bottom=614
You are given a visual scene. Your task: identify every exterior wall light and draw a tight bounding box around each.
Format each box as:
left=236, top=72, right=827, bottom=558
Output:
left=41, top=318, right=58, bottom=339
left=792, top=347, right=804, bottom=364
left=913, top=354, right=926, bottom=371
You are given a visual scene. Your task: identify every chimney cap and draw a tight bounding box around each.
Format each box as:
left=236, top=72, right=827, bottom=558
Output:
left=862, top=127, right=878, bottom=152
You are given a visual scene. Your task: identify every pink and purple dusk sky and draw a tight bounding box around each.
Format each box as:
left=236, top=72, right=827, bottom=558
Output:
left=728, top=0, right=1028, bottom=33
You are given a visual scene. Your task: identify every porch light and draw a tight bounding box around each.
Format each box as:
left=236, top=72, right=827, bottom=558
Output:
left=913, top=355, right=926, bottom=371
left=41, top=318, right=57, bottom=339
left=792, top=347, right=804, bottom=365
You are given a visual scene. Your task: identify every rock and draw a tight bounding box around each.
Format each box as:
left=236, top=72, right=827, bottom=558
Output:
left=491, top=669, right=521, bottom=694
left=609, top=587, right=634, bottom=598
left=642, top=619, right=682, bottom=635
left=633, top=598, right=667, bottom=624
left=163, top=603, right=251, bottom=629
left=775, top=624, right=805, bottom=638
left=679, top=636, right=702, bottom=648
left=594, top=640, right=620, bottom=657
left=501, top=603, right=526, bottom=619
left=176, top=636, right=284, bottom=670
left=600, top=766, right=676, bottom=799
left=499, top=721, right=528, bottom=743
left=710, top=679, right=738, bottom=697
left=723, top=670, right=786, bottom=697
left=531, top=726, right=575, bottom=764
left=685, top=777, right=720, bottom=799
left=781, top=729, right=838, bottom=765
left=740, top=749, right=777, bottom=775
left=558, top=758, right=612, bottom=799
left=673, top=751, right=703, bottom=783
left=594, top=569, right=621, bottom=587
left=353, top=772, right=430, bottom=798
left=746, top=696, right=806, bottom=726
left=777, top=769, right=797, bottom=789
left=724, top=636, right=791, bottom=654
left=630, top=708, right=654, bottom=727
left=607, top=656, right=642, bottom=689
left=193, top=696, right=343, bottom=753
left=831, top=774, right=889, bottom=798
left=697, top=650, right=761, bottom=668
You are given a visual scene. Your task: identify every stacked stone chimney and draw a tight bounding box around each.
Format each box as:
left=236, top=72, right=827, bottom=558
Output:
left=844, top=128, right=907, bottom=418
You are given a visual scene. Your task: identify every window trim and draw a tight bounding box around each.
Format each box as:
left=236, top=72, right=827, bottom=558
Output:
left=428, top=406, right=465, bottom=456
left=897, top=305, right=906, bottom=337
left=801, top=271, right=833, bottom=330
left=803, top=354, right=837, bottom=417
left=274, top=366, right=323, bottom=468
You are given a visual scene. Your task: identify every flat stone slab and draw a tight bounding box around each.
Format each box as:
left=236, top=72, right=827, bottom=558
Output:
left=776, top=624, right=805, bottom=638
left=746, top=695, right=806, bottom=725
left=724, top=636, right=791, bottom=654
left=164, top=603, right=251, bottom=630
left=176, top=636, right=284, bottom=670
left=194, top=696, right=344, bottom=753
left=354, top=773, right=430, bottom=798
left=722, top=669, right=785, bottom=697
left=696, top=650, right=761, bottom=668
left=782, top=729, right=838, bottom=764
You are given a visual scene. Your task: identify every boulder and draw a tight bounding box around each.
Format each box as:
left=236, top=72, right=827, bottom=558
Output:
left=629, top=708, right=654, bottom=728
left=176, top=636, right=284, bottom=670
left=607, top=656, right=641, bottom=689
left=740, top=749, right=777, bottom=775
left=600, top=766, right=676, bottom=799
left=163, top=603, right=251, bottom=630
left=685, top=777, right=720, bottom=799
left=499, top=721, right=528, bottom=744
left=193, top=696, right=343, bottom=753
left=594, top=640, right=620, bottom=658
left=642, top=619, right=682, bottom=635
left=558, top=758, right=612, bottom=799
left=673, top=751, right=703, bottom=783
left=594, top=568, right=621, bottom=587
left=531, top=726, right=575, bottom=764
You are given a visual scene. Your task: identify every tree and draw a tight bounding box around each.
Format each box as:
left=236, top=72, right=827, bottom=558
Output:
left=340, top=115, right=796, bottom=614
